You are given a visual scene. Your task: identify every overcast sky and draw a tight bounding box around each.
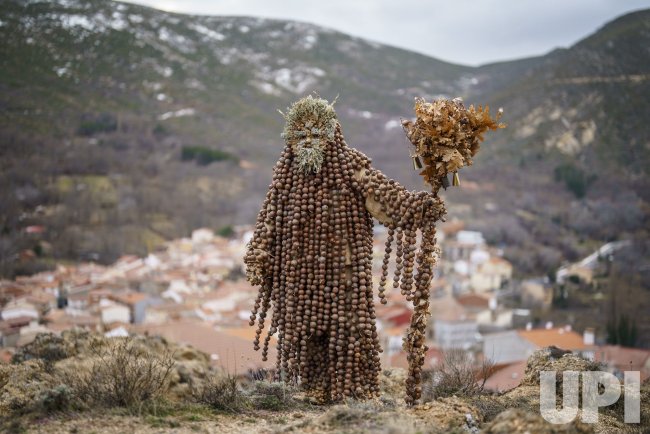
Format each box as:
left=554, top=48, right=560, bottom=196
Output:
left=122, top=0, right=650, bottom=66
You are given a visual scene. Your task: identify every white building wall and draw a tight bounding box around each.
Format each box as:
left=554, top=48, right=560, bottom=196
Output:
left=1, top=307, right=39, bottom=321
left=435, top=320, right=478, bottom=350
left=101, top=304, right=131, bottom=324
left=483, top=330, right=537, bottom=365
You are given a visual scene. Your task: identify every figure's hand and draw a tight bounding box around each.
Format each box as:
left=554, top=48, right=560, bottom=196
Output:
left=421, top=196, right=446, bottom=222
left=244, top=247, right=269, bottom=286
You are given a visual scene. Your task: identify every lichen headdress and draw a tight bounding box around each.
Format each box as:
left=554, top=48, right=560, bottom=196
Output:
left=280, top=95, right=338, bottom=174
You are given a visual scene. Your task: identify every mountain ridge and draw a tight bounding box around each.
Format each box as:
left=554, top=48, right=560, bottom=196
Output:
left=1, top=0, right=648, bottom=278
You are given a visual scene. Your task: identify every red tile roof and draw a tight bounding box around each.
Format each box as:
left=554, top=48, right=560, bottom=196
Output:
left=0, top=316, right=34, bottom=332
left=594, top=345, right=650, bottom=380
left=389, top=347, right=443, bottom=370
left=132, top=321, right=276, bottom=374
left=430, top=296, right=468, bottom=322
left=385, top=309, right=413, bottom=327
left=517, top=327, right=587, bottom=351
left=484, top=360, right=527, bottom=392
left=456, top=293, right=490, bottom=309
left=439, top=220, right=465, bottom=236
left=110, top=291, right=149, bottom=306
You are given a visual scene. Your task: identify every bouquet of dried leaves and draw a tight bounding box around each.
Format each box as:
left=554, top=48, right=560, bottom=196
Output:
left=402, top=97, right=505, bottom=191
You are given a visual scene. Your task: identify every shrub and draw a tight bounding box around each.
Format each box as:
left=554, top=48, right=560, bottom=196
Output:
left=606, top=314, right=639, bottom=347
left=76, top=113, right=117, bottom=136
left=553, top=163, right=596, bottom=199
left=217, top=225, right=234, bottom=238
left=423, top=349, right=495, bottom=401
left=12, top=333, right=69, bottom=371
left=0, top=360, right=55, bottom=415
left=190, top=373, right=249, bottom=413
left=152, top=123, right=168, bottom=137
left=249, top=381, right=297, bottom=411
left=70, top=337, right=175, bottom=409
left=181, top=146, right=237, bottom=165
left=321, top=405, right=368, bottom=428
left=38, top=384, right=75, bottom=413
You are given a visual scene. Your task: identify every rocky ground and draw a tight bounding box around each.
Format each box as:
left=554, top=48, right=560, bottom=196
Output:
left=1, top=332, right=648, bottom=433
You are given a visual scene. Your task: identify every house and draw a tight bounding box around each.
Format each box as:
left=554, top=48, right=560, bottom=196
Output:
left=483, top=330, right=538, bottom=365
left=443, top=230, right=485, bottom=262
left=99, top=299, right=131, bottom=325
left=67, top=292, right=89, bottom=311
left=166, top=279, right=193, bottom=295
left=25, top=291, right=57, bottom=315
left=376, top=321, right=410, bottom=365
left=470, top=257, right=513, bottom=293
left=428, top=295, right=479, bottom=349
left=1, top=299, right=39, bottom=321
left=191, top=228, right=214, bottom=244
left=457, top=231, right=486, bottom=247
left=43, top=309, right=100, bottom=333
left=383, top=306, right=413, bottom=328
left=518, top=326, right=591, bottom=357
left=556, top=264, right=594, bottom=285
left=484, top=329, right=650, bottom=391
left=0, top=282, right=29, bottom=299
left=594, top=345, right=650, bottom=381
left=143, top=302, right=198, bottom=324
left=439, top=219, right=465, bottom=240
left=435, top=319, right=479, bottom=350
left=483, top=326, right=594, bottom=368
left=519, top=279, right=553, bottom=309
left=456, top=293, right=491, bottom=314
left=109, top=291, right=158, bottom=324
left=88, top=288, right=113, bottom=305
left=455, top=293, right=512, bottom=331
left=0, top=316, right=34, bottom=347
left=475, top=308, right=514, bottom=331
left=16, top=321, right=51, bottom=347
left=556, top=240, right=630, bottom=284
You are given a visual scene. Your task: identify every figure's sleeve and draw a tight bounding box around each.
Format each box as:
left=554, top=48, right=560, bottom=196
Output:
left=353, top=167, right=446, bottom=228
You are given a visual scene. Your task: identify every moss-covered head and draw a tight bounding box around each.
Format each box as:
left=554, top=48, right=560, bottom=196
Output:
left=281, top=95, right=338, bottom=174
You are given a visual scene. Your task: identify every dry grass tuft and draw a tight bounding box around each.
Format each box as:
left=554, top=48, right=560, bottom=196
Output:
left=190, top=373, right=250, bottom=413
left=69, top=337, right=175, bottom=409
left=423, top=349, right=495, bottom=400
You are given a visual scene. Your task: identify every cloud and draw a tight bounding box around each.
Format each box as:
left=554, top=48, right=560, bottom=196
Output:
left=121, top=0, right=650, bottom=65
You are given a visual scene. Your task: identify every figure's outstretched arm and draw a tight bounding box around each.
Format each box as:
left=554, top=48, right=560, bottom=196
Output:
left=353, top=167, right=446, bottom=228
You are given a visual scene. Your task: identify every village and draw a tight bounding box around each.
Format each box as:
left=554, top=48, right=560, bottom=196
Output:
left=1, top=222, right=648, bottom=392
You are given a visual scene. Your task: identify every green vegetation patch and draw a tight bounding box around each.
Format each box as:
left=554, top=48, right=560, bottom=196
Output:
left=553, top=162, right=597, bottom=199
left=217, top=225, right=235, bottom=238
left=181, top=146, right=238, bottom=165
left=76, top=113, right=118, bottom=136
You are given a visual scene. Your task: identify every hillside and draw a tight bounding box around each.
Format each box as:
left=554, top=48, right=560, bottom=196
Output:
left=2, top=332, right=648, bottom=433
left=1, top=0, right=649, bottom=278
left=453, top=8, right=650, bottom=274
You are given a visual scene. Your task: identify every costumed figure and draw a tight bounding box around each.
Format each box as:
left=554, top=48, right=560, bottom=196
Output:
left=245, top=95, right=503, bottom=404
